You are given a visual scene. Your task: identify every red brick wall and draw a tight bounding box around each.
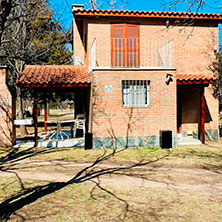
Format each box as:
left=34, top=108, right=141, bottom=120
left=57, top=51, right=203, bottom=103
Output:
left=0, top=67, right=13, bottom=147
left=73, top=19, right=86, bottom=66
left=84, top=18, right=218, bottom=74
left=91, top=70, right=177, bottom=139
left=73, top=15, right=219, bottom=143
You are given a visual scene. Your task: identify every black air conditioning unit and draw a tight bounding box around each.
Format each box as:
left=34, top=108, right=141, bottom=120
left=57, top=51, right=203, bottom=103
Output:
left=160, top=130, right=172, bottom=148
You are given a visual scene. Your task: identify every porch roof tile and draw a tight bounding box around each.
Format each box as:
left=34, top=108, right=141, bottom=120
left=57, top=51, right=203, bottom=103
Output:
left=17, top=65, right=91, bottom=88
left=176, top=74, right=216, bottom=85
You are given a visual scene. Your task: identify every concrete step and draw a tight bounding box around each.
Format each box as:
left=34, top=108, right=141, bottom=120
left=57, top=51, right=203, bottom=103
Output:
left=177, top=136, right=202, bottom=146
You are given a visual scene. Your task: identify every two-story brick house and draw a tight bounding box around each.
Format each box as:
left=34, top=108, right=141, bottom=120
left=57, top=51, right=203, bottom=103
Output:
left=72, top=4, right=220, bottom=149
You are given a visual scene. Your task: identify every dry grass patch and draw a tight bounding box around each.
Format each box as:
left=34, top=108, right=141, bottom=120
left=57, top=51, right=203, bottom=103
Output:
left=26, top=140, right=222, bottom=168
left=161, top=140, right=222, bottom=169
left=0, top=176, right=222, bottom=222
left=1, top=140, right=222, bottom=170
left=1, top=140, right=222, bottom=221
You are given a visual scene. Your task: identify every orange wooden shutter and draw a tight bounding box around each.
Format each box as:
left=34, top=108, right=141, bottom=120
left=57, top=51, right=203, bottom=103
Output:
left=111, top=24, right=125, bottom=67
left=126, top=24, right=140, bottom=67
left=111, top=24, right=140, bottom=67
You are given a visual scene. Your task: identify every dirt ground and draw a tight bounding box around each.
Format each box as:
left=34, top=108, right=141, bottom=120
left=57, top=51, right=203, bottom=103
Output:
left=0, top=143, right=222, bottom=221
left=1, top=159, right=222, bottom=195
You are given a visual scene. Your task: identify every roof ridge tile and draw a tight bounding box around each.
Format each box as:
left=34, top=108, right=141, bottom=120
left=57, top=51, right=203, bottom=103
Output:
left=74, top=9, right=222, bottom=20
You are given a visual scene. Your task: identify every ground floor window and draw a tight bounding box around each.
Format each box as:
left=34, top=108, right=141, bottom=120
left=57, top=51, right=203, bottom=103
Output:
left=122, top=80, right=150, bottom=107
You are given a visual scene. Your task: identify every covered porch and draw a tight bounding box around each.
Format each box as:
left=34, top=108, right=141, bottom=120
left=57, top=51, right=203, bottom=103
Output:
left=16, top=65, right=91, bottom=148
left=176, top=74, right=217, bottom=145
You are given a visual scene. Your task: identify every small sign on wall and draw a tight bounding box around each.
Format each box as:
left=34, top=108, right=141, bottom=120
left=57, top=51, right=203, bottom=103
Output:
left=105, top=85, right=112, bottom=93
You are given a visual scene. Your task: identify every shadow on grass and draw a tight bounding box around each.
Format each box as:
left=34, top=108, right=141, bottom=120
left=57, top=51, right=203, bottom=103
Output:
left=0, top=146, right=80, bottom=190
left=1, top=142, right=222, bottom=221
left=0, top=105, right=169, bottom=221
left=0, top=148, right=170, bottom=221
left=168, top=142, right=222, bottom=174
left=0, top=146, right=76, bottom=170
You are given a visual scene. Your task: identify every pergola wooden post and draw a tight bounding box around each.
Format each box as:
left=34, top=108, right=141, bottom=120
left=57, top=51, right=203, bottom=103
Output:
left=44, top=97, right=47, bottom=133
left=33, top=90, right=38, bottom=147
left=200, top=86, right=205, bottom=144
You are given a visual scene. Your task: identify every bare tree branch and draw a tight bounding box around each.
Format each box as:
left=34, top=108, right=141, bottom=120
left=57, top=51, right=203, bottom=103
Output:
left=0, top=0, right=13, bottom=45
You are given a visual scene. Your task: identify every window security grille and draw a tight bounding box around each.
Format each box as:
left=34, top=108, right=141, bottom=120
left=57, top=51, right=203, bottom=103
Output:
left=122, top=80, right=150, bottom=107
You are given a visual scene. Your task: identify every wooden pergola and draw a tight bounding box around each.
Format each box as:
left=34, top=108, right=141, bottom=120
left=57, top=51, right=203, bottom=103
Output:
left=17, top=65, right=91, bottom=147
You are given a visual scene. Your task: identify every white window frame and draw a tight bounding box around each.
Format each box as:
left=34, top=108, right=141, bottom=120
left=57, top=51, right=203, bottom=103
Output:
left=122, top=80, right=150, bottom=107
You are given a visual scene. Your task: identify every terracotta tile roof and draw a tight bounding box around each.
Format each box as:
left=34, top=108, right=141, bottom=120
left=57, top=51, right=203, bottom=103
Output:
left=17, top=65, right=91, bottom=88
left=74, top=9, right=222, bottom=20
left=177, top=74, right=216, bottom=85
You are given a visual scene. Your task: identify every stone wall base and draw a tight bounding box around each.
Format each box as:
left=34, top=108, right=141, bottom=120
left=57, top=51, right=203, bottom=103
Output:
left=93, top=135, right=178, bottom=149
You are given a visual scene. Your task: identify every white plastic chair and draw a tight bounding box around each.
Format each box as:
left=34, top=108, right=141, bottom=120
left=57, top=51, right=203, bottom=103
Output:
left=76, top=113, right=86, bottom=120
left=73, top=119, right=86, bottom=138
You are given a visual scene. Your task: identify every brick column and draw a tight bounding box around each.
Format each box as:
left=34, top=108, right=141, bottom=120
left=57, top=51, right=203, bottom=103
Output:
left=0, top=66, right=15, bottom=147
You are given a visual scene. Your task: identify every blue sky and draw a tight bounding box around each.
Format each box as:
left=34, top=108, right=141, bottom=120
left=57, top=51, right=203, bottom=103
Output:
left=50, top=0, right=222, bottom=29
left=50, top=0, right=222, bottom=45
left=50, top=0, right=222, bottom=12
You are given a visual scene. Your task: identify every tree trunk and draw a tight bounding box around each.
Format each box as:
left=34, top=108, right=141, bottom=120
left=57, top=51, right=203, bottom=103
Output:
left=17, top=87, right=27, bottom=136
left=15, top=56, right=27, bottom=136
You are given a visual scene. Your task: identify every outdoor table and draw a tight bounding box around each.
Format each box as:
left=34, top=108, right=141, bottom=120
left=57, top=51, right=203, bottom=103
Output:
left=14, top=119, right=33, bottom=126
left=42, top=120, right=76, bottom=141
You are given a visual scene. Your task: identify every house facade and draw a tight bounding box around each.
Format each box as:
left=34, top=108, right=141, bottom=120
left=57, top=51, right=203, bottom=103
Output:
left=72, top=5, right=220, bottom=149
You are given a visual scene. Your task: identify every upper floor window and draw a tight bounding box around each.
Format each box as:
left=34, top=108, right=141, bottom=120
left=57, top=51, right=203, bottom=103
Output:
left=111, top=24, right=140, bottom=68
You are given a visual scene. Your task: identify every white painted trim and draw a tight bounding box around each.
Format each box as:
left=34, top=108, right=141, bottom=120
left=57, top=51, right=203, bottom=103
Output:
left=91, top=67, right=177, bottom=71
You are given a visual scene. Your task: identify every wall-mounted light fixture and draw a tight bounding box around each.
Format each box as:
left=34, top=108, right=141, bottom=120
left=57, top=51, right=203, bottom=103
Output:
left=214, top=45, right=218, bottom=54
left=166, top=74, right=173, bottom=85
left=166, top=19, right=170, bottom=28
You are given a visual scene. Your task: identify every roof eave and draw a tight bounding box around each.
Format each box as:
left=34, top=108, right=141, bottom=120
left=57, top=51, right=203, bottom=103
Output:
left=74, top=10, right=222, bottom=20
left=177, top=79, right=216, bottom=85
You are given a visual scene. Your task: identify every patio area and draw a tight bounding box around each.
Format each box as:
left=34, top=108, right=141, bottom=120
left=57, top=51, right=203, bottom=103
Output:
left=15, top=65, right=91, bottom=149
left=14, top=137, right=84, bottom=148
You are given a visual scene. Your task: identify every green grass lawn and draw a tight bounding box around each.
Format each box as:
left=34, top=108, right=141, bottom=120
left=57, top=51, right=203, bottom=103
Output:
left=1, top=140, right=221, bottom=168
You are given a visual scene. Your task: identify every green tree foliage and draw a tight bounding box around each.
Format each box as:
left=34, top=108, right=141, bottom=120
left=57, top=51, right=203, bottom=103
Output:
left=0, top=0, right=72, bottom=135
left=28, top=9, right=72, bottom=65
left=1, top=0, right=72, bottom=72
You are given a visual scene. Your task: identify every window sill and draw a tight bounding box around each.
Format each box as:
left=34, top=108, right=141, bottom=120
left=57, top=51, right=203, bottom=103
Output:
left=90, top=67, right=177, bottom=72
left=122, top=105, right=150, bottom=108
